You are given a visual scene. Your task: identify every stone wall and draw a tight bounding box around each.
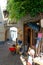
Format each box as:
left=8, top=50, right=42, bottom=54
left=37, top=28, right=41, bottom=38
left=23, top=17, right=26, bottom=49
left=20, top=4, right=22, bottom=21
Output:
left=6, top=14, right=43, bottom=43
left=7, top=20, right=23, bottom=42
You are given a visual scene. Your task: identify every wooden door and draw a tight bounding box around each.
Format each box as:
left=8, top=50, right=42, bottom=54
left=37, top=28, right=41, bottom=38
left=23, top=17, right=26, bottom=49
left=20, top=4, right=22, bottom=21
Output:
left=5, top=30, right=7, bottom=40
left=24, top=24, right=32, bottom=47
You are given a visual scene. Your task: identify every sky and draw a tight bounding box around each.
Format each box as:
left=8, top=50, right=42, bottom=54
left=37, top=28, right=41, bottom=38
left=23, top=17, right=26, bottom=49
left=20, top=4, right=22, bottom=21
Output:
left=0, top=0, right=7, bottom=10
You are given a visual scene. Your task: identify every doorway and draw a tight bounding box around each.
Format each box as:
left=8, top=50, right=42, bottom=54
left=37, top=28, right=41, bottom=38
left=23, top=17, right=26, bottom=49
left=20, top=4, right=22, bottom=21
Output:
left=27, top=29, right=31, bottom=47
left=24, top=24, right=32, bottom=49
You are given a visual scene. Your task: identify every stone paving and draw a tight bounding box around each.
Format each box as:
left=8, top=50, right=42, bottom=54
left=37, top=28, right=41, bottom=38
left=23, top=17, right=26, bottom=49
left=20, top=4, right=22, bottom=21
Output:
left=0, top=43, right=23, bottom=65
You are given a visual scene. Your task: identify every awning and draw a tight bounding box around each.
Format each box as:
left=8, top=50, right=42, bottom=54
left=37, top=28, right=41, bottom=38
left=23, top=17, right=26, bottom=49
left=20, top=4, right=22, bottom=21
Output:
left=27, top=22, right=40, bottom=32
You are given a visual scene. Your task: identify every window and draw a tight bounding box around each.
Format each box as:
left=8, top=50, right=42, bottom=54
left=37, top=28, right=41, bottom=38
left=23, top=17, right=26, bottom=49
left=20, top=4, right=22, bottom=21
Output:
left=3, top=10, right=9, bottom=18
left=10, top=27, right=17, bottom=41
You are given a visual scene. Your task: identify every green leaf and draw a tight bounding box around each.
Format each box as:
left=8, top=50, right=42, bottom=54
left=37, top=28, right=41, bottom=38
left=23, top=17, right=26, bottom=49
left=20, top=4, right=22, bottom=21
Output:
left=7, top=0, right=43, bottom=22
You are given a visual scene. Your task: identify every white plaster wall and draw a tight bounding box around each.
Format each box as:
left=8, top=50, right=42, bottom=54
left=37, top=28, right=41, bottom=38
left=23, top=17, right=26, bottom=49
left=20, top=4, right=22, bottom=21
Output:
left=0, top=0, right=8, bottom=42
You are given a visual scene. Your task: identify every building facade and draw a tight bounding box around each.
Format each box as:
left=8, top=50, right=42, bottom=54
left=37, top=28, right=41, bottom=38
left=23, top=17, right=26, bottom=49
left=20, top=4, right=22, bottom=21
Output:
left=0, top=0, right=8, bottom=43
left=0, top=0, right=43, bottom=49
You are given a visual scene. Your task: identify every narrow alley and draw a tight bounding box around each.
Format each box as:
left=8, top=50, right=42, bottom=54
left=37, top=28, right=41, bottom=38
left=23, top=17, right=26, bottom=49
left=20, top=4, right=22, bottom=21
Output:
left=0, top=43, right=23, bottom=65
